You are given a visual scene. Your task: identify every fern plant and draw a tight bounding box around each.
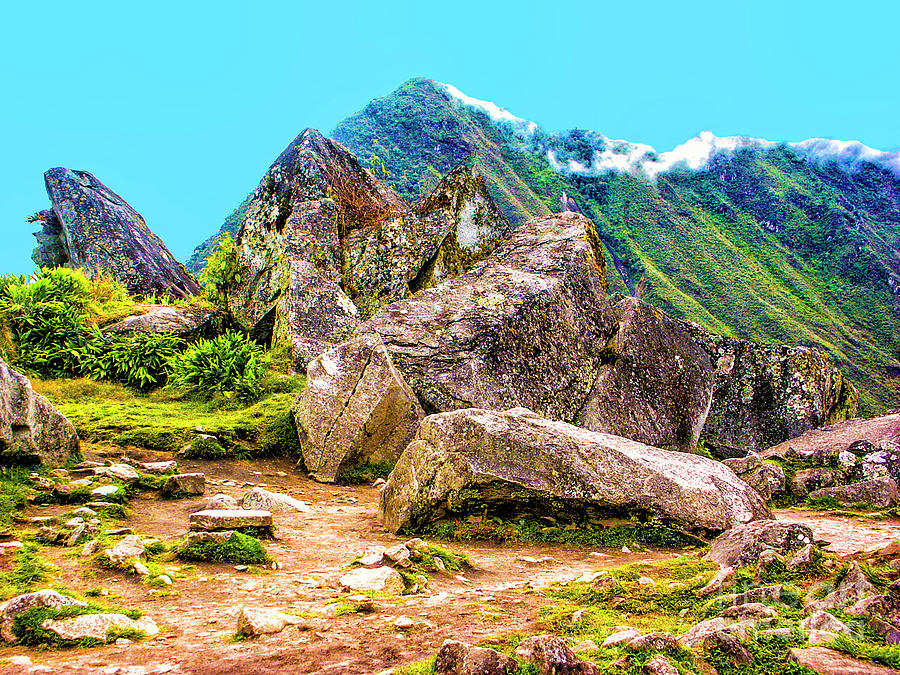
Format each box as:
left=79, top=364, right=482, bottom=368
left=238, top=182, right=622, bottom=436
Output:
left=168, top=330, right=262, bottom=400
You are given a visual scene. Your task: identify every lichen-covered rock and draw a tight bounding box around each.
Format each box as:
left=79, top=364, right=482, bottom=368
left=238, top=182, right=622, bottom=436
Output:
left=239, top=487, right=309, bottom=513
left=0, top=589, right=87, bottom=643
left=102, top=304, right=218, bottom=341
left=790, top=647, right=900, bottom=675
left=575, top=297, right=714, bottom=452
left=808, top=477, right=900, bottom=507
left=790, top=468, right=845, bottom=497
left=434, top=638, right=521, bottom=675
left=379, top=407, right=771, bottom=536
left=293, top=334, right=423, bottom=482
left=721, top=453, right=786, bottom=500
left=235, top=607, right=302, bottom=637
left=228, top=130, right=509, bottom=367
left=339, top=566, right=405, bottom=595
left=32, top=168, right=200, bottom=299
left=705, top=521, right=815, bottom=568
left=0, top=358, right=79, bottom=466
left=763, top=412, right=900, bottom=465
left=683, top=323, right=858, bottom=457
left=514, top=634, right=601, bottom=674
left=361, top=212, right=617, bottom=423
left=160, top=473, right=206, bottom=497
left=806, top=561, right=877, bottom=612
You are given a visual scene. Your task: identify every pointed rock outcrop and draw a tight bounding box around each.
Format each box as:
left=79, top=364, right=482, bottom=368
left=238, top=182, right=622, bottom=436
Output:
left=31, top=168, right=200, bottom=299
left=228, top=129, right=511, bottom=367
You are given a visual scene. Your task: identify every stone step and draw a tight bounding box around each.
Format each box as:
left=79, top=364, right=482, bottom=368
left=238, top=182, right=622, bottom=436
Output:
left=188, top=510, right=273, bottom=531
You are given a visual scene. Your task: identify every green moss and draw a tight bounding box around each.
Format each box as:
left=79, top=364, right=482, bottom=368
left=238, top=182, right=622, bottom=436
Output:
left=183, top=436, right=232, bottom=459
left=11, top=601, right=145, bottom=649
left=335, top=460, right=395, bottom=484
left=177, top=531, right=272, bottom=565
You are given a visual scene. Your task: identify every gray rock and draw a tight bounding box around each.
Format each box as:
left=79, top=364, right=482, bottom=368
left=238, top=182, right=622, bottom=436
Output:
left=239, top=487, right=310, bottom=513
left=807, top=561, right=877, bottom=612
left=338, top=566, right=405, bottom=596
left=705, top=521, right=815, bottom=568
left=809, top=477, right=900, bottom=507
left=40, top=613, right=159, bottom=641
left=858, top=450, right=900, bottom=483
left=514, top=634, right=601, bottom=674
left=801, top=610, right=854, bottom=636
left=722, top=453, right=786, bottom=500
left=94, top=464, right=140, bottom=482
left=188, top=510, right=272, bottom=531
left=677, top=618, right=753, bottom=650
left=791, top=468, right=844, bottom=497
left=626, top=632, right=678, bottom=652
left=434, top=638, right=521, bottom=675
left=642, top=655, right=680, bottom=675
left=360, top=212, right=618, bottom=426
left=160, top=473, right=206, bottom=497
left=235, top=607, right=302, bottom=637
left=206, top=493, right=240, bottom=510
left=0, top=590, right=87, bottom=642
left=695, top=566, right=736, bottom=598
left=102, top=304, right=218, bottom=341
left=602, top=629, right=641, bottom=647
left=142, top=461, right=177, bottom=474
left=574, top=296, right=714, bottom=452
left=703, top=631, right=753, bottom=665
left=33, top=168, right=200, bottom=299
left=293, top=334, right=423, bottom=483
left=718, top=603, right=778, bottom=621
left=379, top=407, right=771, bottom=536
left=106, top=535, right=145, bottom=564
left=683, top=323, right=858, bottom=458
left=0, top=358, right=79, bottom=466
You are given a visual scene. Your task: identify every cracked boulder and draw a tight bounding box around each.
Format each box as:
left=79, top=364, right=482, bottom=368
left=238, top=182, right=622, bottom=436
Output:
left=379, top=407, right=771, bottom=535
left=31, top=168, right=200, bottom=299
left=575, top=296, right=714, bottom=452
left=0, top=358, right=79, bottom=467
left=683, top=323, right=858, bottom=458
left=360, top=212, right=617, bottom=422
left=102, top=303, right=219, bottom=341
left=293, top=334, right=424, bottom=483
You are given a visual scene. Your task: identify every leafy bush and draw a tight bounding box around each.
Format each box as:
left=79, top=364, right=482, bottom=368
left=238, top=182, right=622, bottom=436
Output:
left=178, top=531, right=272, bottom=564
left=168, top=330, right=263, bottom=400
left=183, top=436, right=232, bottom=459
left=81, top=329, right=183, bottom=390
left=199, top=233, right=242, bottom=311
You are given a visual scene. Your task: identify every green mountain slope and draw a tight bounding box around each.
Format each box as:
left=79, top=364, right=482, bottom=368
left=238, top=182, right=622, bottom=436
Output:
left=330, top=79, right=899, bottom=415
left=191, top=77, right=899, bottom=414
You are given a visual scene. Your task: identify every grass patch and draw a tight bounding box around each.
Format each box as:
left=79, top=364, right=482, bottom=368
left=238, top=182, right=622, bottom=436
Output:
left=336, top=460, right=395, bottom=485
left=0, top=543, right=50, bottom=597
left=393, top=657, right=436, bottom=675
left=177, top=531, right=272, bottom=565
left=183, top=436, right=232, bottom=459
left=11, top=600, right=143, bottom=648
left=421, top=518, right=701, bottom=549
left=0, top=466, right=36, bottom=527
left=829, top=634, right=900, bottom=669
left=33, top=378, right=305, bottom=456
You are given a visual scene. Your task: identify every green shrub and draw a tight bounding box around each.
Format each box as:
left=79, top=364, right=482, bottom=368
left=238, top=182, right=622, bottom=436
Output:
left=81, top=329, right=183, bottom=390
left=177, top=531, right=272, bottom=565
left=183, top=436, right=232, bottom=459
left=199, top=233, right=241, bottom=311
left=336, top=460, right=394, bottom=484
left=168, top=330, right=263, bottom=401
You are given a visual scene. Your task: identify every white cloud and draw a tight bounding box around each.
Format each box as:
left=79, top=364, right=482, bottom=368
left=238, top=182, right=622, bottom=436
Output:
left=437, top=82, right=538, bottom=136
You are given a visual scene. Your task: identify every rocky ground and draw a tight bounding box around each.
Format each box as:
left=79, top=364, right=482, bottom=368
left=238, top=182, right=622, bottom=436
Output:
left=3, top=448, right=900, bottom=675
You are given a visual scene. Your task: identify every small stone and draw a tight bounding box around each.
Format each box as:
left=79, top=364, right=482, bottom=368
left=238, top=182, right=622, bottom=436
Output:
left=339, top=566, right=405, bottom=595
left=142, top=461, right=177, bottom=474
left=106, top=535, right=145, bottom=564
left=433, top=557, right=446, bottom=572
left=134, top=562, right=151, bottom=576
left=115, top=637, right=132, bottom=646
left=95, top=464, right=140, bottom=482
left=234, top=565, right=249, bottom=572
left=394, top=615, right=414, bottom=629
left=8, top=655, right=33, bottom=666
left=91, top=485, right=121, bottom=498
left=638, top=576, right=655, bottom=586
left=643, top=654, right=679, bottom=675
left=622, top=546, right=631, bottom=553
left=206, top=493, right=240, bottom=510
left=603, top=629, right=641, bottom=647
left=575, top=639, right=598, bottom=651
left=626, top=632, right=678, bottom=652
left=235, top=607, right=301, bottom=636
left=373, top=478, right=387, bottom=488
left=156, top=575, right=173, bottom=586
left=72, top=507, right=97, bottom=517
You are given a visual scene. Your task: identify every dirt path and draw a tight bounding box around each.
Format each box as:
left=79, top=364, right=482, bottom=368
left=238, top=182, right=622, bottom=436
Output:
left=3, top=456, right=900, bottom=674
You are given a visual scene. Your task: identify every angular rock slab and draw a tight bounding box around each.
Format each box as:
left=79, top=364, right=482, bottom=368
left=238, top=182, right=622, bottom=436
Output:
left=361, top=212, right=617, bottom=423
left=379, top=407, right=771, bottom=535
left=790, top=646, right=900, bottom=674
left=236, top=607, right=302, bottom=636
left=161, top=473, right=206, bottom=497
left=0, top=358, right=79, bottom=467
left=239, top=487, right=309, bottom=513
left=705, top=520, right=815, bottom=568
left=35, top=168, right=200, bottom=299
left=339, top=566, right=405, bottom=596
left=293, top=334, right=424, bottom=482
left=41, top=613, right=159, bottom=641
left=102, top=304, right=218, bottom=341
left=764, top=412, right=900, bottom=464
left=576, top=297, right=713, bottom=452
left=684, top=323, right=858, bottom=457
left=809, top=477, right=900, bottom=508
left=188, top=510, right=273, bottom=531
left=434, top=638, right=521, bottom=675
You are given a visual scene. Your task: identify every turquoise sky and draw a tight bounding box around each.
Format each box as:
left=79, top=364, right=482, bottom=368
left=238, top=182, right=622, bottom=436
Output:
left=2, top=0, right=896, bottom=275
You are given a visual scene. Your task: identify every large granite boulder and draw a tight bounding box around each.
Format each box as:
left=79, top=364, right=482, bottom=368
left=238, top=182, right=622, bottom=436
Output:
left=683, top=324, right=858, bottom=457
left=293, top=334, right=423, bottom=482
left=575, top=296, right=714, bottom=451
left=763, top=411, right=900, bottom=464
left=101, top=304, right=219, bottom=341
left=228, top=129, right=510, bottom=367
left=379, top=408, right=771, bottom=536
left=31, top=168, right=200, bottom=299
left=360, top=212, right=617, bottom=423
left=0, top=359, right=79, bottom=466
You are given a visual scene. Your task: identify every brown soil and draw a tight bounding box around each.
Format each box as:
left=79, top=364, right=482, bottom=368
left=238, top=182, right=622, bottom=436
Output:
left=2, top=453, right=900, bottom=675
